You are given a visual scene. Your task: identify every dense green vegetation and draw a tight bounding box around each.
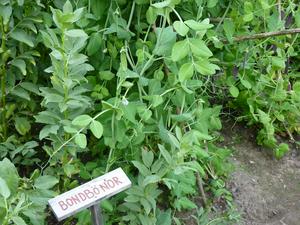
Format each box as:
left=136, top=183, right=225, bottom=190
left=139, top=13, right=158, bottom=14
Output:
left=0, top=0, right=299, bottom=224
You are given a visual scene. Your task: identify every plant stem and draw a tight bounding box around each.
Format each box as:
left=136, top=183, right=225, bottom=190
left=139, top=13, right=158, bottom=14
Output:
left=126, top=1, right=135, bottom=31
left=283, top=123, right=295, bottom=142
left=224, top=28, right=300, bottom=43
left=0, top=18, right=7, bottom=140
left=41, top=109, right=112, bottom=172
left=216, top=0, right=232, bottom=31
left=195, top=164, right=207, bottom=207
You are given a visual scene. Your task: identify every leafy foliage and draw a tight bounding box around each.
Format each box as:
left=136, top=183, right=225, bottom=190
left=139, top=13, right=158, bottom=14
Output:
left=0, top=0, right=299, bottom=224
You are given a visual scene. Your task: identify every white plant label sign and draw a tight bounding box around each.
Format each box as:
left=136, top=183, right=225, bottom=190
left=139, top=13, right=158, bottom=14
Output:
left=48, top=168, right=131, bottom=221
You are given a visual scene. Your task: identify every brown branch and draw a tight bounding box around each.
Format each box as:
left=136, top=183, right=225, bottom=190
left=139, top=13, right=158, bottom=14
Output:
left=227, top=28, right=300, bottom=43
left=195, top=168, right=207, bottom=207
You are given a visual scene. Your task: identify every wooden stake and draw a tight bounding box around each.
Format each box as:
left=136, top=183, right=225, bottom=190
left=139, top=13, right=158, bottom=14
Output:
left=90, top=205, right=104, bottom=225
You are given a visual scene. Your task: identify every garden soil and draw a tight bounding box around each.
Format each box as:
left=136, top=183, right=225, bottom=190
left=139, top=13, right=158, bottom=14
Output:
left=223, top=121, right=300, bottom=225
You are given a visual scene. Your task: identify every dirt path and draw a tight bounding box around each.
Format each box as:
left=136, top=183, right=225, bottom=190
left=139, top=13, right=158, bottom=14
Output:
left=223, top=122, right=300, bottom=225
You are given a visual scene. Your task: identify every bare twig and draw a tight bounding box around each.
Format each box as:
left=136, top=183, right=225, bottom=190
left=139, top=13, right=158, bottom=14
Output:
left=224, top=28, right=300, bottom=43
left=195, top=168, right=207, bottom=207
left=283, top=123, right=295, bottom=143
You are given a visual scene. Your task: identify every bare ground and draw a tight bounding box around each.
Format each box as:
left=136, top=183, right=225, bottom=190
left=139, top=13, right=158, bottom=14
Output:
left=223, top=121, right=300, bottom=225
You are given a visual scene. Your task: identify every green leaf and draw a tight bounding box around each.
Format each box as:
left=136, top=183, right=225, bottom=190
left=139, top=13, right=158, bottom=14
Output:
left=146, top=7, right=157, bottom=24
left=171, top=39, right=189, bottom=61
left=274, top=143, right=289, bottom=159
left=135, top=0, right=149, bottom=5
left=194, top=131, right=213, bottom=140
left=194, top=59, right=219, bottom=75
left=243, top=2, right=254, bottom=22
left=229, top=85, right=239, bottom=97
left=207, top=0, right=218, bottom=8
left=293, top=81, right=300, bottom=93
left=189, top=38, right=213, bottom=58
left=10, top=29, right=34, bottom=47
left=142, top=149, right=154, bottom=168
left=179, top=63, right=194, bottom=82
left=12, top=216, right=27, bottom=225
left=34, top=175, right=58, bottom=189
left=75, top=133, right=87, bottom=149
left=132, top=161, right=151, bottom=176
left=140, top=198, right=151, bottom=215
left=11, top=59, right=27, bottom=75
left=152, top=0, right=171, bottom=8
left=99, top=71, right=115, bottom=80
left=244, top=1, right=253, bottom=13
left=272, top=56, right=285, bottom=69
left=175, top=197, right=197, bottom=210
left=89, top=120, right=103, bottom=139
left=240, top=79, right=252, bottom=89
left=295, top=10, right=300, bottom=27
left=72, top=115, right=92, bottom=127
left=158, top=144, right=172, bottom=165
left=87, top=33, right=102, bottom=56
left=152, top=95, right=163, bottom=107
left=184, top=19, right=213, bottom=31
left=154, top=27, right=177, bottom=56
left=0, top=5, right=12, bottom=25
left=257, top=109, right=270, bottom=125
left=259, top=0, right=269, bottom=9
left=223, top=19, right=235, bottom=43
left=0, top=158, right=19, bottom=194
left=168, top=133, right=180, bottom=149
left=22, top=209, right=44, bottom=225
left=173, top=21, right=189, bottom=36
left=39, top=125, right=59, bottom=140
left=143, top=175, right=160, bottom=186
left=65, top=29, right=88, bottom=38
left=15, top=117, right=31, bottom=135
left=20, top=82, right=40, bottom=95
left=10, top=86, right=30, bottom=101
left=0, top=177, right=10, bottom=199
left=90, top=0, right=108, bottom=19
left=63, top=0, right=73, bottom=13
left=64, top=164, right=79, bottom=177
left=101, top=200, right=113, bottom=212
left=171, top=113, right=193, bottom=122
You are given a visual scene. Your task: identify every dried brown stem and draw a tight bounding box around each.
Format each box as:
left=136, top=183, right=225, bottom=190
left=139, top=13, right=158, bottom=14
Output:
left=195, top=169, right=207, bottom=207
left=283, top=123, right=295, bottom=143
left=225, top=28, right=300, bottom=43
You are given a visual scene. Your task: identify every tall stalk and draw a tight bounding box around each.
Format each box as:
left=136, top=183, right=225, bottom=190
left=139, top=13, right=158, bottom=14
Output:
left=0, top=18, right=7, bottom=140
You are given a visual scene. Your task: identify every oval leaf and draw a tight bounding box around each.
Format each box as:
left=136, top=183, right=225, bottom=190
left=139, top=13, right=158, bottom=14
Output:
left=184, top=19, right=213, bottom=31
left=34, top=175, right=58, bottom=189
left=12, top=216, right=27, bottom=225
left=229, top=85, right=239, bottom=97
left=75, top=133, right=87, bottom=149
left=189, top=38, right=213, bottom=58
left=171, top=39, right=189, bottom=62
left=11, top=59, right=27, bottom=75
left=72, top=115, right=92, bottom=127
left=173, top=21, right=189, bottom=36
left=89, top=120, right=103, bottom=139
left=0, top=177, right=10, bottom=199
left=179, top=63, right=194, bottom=82
left=142, top=175, right=160, bottom=186
left=65, top=29, right=88, bottom=38
left=10, top=29, right=34, bottom=47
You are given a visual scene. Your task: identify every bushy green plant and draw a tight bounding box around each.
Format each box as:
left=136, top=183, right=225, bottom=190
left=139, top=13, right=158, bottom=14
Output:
left=0, top=158, right=58, bottom=225
left=214, top=0, right=300, bottom=157
left=1, top=0, right=299, bottom=224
